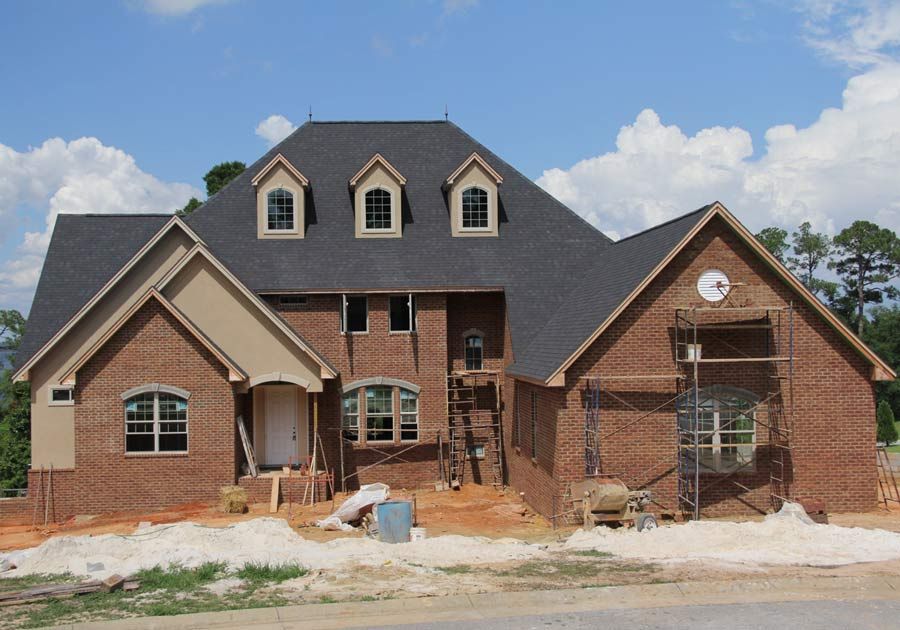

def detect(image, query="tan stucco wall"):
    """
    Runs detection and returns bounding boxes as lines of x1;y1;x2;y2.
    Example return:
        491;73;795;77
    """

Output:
162;255;324;392
353;163;402;238
29;228;195;468
252;385;309;466
449;162;498;237
256;164;305;239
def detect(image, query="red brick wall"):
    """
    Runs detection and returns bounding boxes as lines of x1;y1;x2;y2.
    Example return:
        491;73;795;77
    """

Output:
0;469;78;525
72;299;238;515
510;216;878;518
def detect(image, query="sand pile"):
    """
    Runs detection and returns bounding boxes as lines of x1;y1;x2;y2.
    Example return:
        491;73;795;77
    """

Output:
565;503;900;566
1;518;544;579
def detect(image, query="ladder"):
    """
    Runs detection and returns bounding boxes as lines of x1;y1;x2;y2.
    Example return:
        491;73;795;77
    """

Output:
447;372;503;488
876;446;900;507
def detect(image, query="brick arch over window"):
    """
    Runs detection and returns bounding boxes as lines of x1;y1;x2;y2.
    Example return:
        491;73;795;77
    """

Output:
339;376;421;395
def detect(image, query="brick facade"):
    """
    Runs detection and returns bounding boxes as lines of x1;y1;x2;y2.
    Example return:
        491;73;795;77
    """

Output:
71;299;238;516
503;216;878;519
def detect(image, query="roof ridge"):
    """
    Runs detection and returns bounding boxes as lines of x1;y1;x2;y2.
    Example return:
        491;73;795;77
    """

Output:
62;213;173;218
614;205;713;244
309;120;447;124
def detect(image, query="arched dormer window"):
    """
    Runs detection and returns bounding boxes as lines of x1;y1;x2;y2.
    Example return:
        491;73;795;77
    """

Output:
678;385;757;473
267;188;295;232
465;335;484;371
364;187;393;231
461;186;489;230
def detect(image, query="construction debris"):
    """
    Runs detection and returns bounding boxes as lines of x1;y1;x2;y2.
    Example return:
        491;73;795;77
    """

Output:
0;577;139;607
317;483;389;531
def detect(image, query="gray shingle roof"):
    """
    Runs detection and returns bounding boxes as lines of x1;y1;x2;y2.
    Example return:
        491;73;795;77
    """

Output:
186;120;613;362
15;214;171;370
507;206;712;382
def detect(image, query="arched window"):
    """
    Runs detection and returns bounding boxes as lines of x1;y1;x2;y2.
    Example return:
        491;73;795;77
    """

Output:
267;188;295;231
366;386;393;442
339;379;421;445
679;386;756;473
341;391;359;442
125;391;188;453
465;335;483;371
400;388;418;441
364;188;392;231
461;186;489;229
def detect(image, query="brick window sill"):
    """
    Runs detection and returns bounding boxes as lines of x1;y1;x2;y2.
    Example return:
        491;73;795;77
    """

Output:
125;452;189;459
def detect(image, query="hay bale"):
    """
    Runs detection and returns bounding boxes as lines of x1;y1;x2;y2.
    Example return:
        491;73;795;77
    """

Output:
219;486;248;514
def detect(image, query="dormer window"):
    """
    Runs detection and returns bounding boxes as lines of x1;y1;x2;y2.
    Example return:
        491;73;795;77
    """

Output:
251;153;308;239
267;188;295;231
350;153;406;239
461;186;489;230
445;152;503;237
364;187;393;231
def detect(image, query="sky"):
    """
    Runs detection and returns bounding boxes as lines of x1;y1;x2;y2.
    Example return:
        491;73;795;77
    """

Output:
2;0;900;314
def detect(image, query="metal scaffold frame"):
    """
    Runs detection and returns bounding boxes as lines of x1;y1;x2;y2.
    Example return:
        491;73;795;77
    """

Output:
446;371;503;489
574;299;796;522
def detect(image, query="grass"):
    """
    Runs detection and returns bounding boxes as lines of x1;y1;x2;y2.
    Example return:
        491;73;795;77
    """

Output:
134;562;225;591
236;562;307;584
570;550;613;558
434;565;474;575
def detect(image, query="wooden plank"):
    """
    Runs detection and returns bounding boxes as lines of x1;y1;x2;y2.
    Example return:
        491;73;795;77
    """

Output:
269;475;280;513
236;415;258;478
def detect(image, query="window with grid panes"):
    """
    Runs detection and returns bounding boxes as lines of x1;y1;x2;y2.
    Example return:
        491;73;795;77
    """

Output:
366;386;394;442
364;188;392;230
266;188;295;231
400;389;418;441
341;392;359;441
125;392;187;453
461;187;489;229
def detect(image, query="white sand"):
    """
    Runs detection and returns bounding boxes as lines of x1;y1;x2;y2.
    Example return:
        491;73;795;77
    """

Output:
1;518;545;579
565;504;900;567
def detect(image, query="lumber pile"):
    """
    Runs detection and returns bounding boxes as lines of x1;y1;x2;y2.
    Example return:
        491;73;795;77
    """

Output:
0;575;138;607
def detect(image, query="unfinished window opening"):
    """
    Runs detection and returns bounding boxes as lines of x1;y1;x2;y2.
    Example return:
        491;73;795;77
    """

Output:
465;335;483;371
279;295;308;307
125;391;188;453
530;390;537;459
366;386;394;442
389;294;417;333
341;391;359;442
400;389;418;441
680;386;757;473
341;295;368;333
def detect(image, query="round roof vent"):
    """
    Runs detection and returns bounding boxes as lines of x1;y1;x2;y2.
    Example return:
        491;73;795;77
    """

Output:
697;269;730;302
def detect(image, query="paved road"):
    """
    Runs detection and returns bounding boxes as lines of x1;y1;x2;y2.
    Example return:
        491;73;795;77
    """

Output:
370;600;900;630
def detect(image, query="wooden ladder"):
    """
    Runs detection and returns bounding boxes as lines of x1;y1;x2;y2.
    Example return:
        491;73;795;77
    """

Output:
876;446;900;508
447;373;503;489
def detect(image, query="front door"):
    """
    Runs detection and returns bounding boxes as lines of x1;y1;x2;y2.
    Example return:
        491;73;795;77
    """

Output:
264;386;297;466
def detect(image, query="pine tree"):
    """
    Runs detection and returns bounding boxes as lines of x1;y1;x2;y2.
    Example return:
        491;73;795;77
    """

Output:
877;400;898;446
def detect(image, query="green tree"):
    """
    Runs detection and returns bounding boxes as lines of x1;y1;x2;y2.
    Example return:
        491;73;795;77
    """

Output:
755;227;789;262
787;222;837;297
829;221;900;335
0;309;30;490
175;197;203;217
864;305;900;420
203;161;246;197
877;400;898;446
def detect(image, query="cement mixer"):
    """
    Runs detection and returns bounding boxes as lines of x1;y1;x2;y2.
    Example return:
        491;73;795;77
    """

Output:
569;478;657;531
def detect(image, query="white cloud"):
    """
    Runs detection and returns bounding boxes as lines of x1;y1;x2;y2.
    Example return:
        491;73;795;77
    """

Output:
800;0;900;67
138;0;230;16
537;63;900;239
370;34;394;57
443;0;479;15
254;114;297;147
0;137;201;312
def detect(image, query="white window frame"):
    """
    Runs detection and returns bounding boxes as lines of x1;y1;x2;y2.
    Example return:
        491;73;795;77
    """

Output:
458;185;492;233
341;294;369;334
264;186;299;235
682;386;757;474
48;386;74;407
465;335;484;371
365;386;394;444
400;388;419;442
341;391;360;442
362;186;395;233
124;391;189;454
389;293;417;333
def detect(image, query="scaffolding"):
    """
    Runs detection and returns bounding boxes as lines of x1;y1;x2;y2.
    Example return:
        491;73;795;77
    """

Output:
446;371;503;488
575;299;795;521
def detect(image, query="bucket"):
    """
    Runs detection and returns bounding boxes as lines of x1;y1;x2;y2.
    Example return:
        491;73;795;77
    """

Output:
376;501;413;544
409;527;427;542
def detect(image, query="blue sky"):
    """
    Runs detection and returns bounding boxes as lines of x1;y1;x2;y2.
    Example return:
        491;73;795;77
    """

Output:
2;0;900;314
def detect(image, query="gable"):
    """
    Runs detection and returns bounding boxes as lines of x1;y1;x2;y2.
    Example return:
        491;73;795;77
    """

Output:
158;246;335;391
509;203;896;386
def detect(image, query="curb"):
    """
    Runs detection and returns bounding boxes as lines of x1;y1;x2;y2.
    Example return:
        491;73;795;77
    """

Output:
50;575;900;630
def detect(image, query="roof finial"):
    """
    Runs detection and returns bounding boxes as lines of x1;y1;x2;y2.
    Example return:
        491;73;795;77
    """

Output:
308;105;312;122
444;104;448;121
